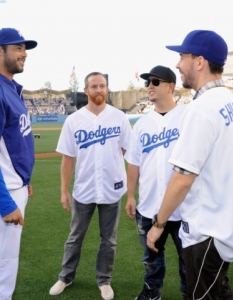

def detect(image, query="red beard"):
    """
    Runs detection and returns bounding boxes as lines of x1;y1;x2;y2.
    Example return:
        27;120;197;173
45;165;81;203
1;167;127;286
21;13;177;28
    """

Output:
89;93;107;105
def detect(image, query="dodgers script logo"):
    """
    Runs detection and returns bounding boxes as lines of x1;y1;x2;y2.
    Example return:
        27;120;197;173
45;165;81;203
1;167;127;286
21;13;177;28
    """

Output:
75;125;121;149
141;127;180;153
19;114;32;137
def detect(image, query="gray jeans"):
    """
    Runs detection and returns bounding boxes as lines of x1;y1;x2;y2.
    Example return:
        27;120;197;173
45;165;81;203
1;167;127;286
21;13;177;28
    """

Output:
59;198;121;286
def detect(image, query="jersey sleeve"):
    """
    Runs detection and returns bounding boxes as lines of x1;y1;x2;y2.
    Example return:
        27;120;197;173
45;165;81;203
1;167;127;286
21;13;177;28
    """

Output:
0;95;6;137
0;168;18;217
0;90;17;216
124;121;141;166
118;116;132;152
56;117;76;157
169;107;217;174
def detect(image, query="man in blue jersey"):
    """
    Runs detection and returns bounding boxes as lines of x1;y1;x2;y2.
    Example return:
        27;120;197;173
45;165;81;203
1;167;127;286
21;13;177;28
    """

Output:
0;28;37;300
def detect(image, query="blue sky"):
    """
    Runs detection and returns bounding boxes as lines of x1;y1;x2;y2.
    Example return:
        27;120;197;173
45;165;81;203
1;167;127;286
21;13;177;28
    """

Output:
1;0;233;92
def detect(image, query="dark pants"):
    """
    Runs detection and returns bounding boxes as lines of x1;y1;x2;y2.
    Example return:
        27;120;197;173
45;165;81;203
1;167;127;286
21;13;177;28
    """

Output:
183;237;233;300
136;210;187;295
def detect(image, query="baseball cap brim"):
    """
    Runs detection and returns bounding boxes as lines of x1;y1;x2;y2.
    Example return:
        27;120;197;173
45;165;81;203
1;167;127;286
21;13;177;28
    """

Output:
140;73;165;80
166;45;188;53
3;39;37;50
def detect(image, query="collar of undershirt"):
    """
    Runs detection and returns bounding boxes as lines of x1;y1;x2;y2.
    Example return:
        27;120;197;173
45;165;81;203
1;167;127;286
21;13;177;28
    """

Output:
159;112;167;116
154;110;167;116
193;79;225;100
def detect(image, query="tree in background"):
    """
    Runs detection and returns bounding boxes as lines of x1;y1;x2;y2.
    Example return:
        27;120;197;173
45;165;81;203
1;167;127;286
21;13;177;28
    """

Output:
70;75;79;92
174;88;193;104
69;66;79;92
127;81;135;91
43;81;52;89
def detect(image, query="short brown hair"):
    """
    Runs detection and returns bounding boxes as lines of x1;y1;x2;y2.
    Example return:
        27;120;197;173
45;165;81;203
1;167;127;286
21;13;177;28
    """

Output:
191;54;223;74
84;72;107;88
208;61;223;74
0;45;8;53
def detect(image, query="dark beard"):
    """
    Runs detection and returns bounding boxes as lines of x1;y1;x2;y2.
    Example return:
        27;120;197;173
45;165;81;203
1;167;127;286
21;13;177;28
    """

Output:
182;82;192;89
4;57;23;74
149;98;157;103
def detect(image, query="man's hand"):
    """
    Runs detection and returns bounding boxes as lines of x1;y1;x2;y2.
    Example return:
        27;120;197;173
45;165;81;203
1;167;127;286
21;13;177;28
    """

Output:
125;197;136;220
147;226;164;252
28;184;33;197
3;208;24;225
61;192;72;212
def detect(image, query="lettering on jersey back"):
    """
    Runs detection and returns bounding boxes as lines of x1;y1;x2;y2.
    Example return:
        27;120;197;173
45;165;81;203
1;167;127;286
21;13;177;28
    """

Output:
19;114;32;137
141;127;180;153
74;125;121;149
219;102;233;126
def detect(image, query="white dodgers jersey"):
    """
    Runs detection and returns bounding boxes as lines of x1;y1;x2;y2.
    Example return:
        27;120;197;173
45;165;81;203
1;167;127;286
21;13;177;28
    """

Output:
56;104;132;204
126;105;186;219
169;87;233;262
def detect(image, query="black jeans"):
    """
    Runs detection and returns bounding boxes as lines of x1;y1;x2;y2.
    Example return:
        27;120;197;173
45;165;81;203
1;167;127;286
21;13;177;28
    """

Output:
136;210;187;294
183;237;233;300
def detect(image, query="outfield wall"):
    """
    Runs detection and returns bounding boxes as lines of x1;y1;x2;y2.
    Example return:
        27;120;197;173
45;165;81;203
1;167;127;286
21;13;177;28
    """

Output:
31;114;142;123
31;115;68;123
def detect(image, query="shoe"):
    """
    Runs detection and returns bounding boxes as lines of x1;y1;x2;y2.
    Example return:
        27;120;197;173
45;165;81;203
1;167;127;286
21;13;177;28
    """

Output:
134;283;161;300
99;285;114;300
220;276;233;298
182;293;187;300
49;280;72;295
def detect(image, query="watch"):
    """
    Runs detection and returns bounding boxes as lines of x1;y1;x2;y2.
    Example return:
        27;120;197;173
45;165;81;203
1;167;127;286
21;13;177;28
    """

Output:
152;214;166;228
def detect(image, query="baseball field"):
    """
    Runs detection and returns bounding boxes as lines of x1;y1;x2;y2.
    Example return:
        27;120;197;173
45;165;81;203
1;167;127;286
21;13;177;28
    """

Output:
12;122;233;300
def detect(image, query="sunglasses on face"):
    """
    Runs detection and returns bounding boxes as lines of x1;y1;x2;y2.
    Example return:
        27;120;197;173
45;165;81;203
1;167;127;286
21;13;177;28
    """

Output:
144;78;166;87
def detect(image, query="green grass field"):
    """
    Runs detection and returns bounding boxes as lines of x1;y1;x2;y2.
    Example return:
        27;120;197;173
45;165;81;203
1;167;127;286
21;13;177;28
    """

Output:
12;123;233;300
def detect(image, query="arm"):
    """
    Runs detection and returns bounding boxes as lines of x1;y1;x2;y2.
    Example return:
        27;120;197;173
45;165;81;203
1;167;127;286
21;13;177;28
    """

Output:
28;184;33;197
120;116;132;158
60;154;75;212
125;163;139;220
0;168;24;225
121;148;126;156
147;171;196;252
3;208;24;225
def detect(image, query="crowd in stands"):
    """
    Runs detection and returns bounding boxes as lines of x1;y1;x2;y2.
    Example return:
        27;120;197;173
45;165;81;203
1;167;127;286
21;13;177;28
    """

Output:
25;97;74;115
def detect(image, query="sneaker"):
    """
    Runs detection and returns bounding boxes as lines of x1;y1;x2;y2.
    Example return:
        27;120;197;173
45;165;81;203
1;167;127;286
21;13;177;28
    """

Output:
134;283;161;300
220;276;233;298
99;285;114;300
49;280;72;295
182;293;187;300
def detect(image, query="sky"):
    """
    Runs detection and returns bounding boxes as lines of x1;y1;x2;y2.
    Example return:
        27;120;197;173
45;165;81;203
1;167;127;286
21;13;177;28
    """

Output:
1;0;233;92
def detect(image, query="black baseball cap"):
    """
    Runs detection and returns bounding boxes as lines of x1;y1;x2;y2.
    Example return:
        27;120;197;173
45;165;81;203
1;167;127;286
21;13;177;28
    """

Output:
140;65;176;84
0;28;37;50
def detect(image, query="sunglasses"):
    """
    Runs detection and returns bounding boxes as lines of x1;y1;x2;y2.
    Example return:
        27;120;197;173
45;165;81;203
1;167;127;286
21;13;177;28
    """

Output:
144;78;166;87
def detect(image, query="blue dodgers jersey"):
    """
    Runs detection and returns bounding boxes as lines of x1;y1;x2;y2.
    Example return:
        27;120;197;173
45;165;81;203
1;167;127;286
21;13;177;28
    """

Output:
0;74;34;186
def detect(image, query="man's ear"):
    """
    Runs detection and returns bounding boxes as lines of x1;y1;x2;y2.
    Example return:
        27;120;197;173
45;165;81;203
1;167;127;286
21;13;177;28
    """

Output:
196;56;205;71
84;88;88;96
169;82;175;93
0;46;4;55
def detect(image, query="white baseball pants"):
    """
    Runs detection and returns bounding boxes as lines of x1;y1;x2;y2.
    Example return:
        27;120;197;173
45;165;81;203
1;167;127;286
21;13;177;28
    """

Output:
0;186;28;300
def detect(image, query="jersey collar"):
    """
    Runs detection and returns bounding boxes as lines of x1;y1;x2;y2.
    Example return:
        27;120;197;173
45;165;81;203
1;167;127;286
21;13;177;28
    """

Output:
193;79;225;100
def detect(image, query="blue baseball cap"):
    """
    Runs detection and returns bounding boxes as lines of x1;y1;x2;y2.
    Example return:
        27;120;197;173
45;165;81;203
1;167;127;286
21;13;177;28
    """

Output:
0;28;37;50
166;30;228;66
